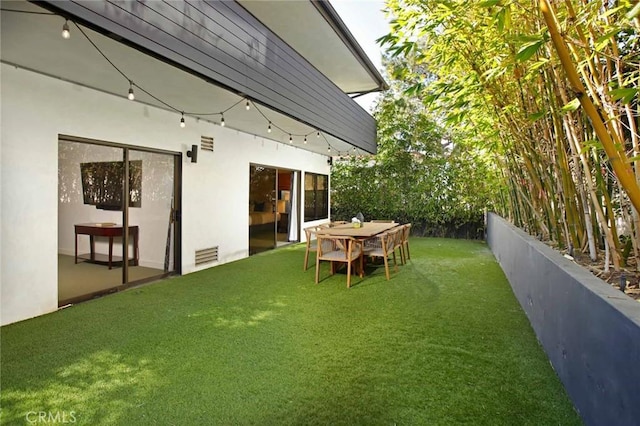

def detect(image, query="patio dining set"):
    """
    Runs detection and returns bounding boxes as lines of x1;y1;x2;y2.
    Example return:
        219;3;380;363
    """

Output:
303;221;412;287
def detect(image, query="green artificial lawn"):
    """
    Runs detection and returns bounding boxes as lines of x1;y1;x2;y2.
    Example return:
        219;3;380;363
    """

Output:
1;238;581;425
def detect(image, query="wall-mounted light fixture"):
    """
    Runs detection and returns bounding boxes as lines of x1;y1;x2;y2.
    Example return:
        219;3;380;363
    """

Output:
187;144;198;163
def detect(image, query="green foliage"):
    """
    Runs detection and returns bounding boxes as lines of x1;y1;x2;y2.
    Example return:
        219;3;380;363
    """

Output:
331;78;501;237
609;87;639;104
377;0;640;255
515;38;545;62
560;98;582;112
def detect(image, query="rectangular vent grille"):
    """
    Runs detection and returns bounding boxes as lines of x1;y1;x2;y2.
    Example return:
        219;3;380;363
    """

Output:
195;246;218;266
201;136;214;152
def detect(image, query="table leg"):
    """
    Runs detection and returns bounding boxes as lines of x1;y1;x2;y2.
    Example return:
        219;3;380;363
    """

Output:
108;236;113;269
133;230;139;266
90;236;95;261
75;232;78;264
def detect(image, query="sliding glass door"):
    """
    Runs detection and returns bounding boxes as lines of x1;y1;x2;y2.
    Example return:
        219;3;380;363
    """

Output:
58;137;180;305
249;164;299;255
249;165;277;255
129;149;179;276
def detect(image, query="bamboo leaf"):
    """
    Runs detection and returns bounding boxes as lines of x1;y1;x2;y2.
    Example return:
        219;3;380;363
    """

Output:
582;139;603;150
403;82;424;97
529;57;549;72
503;6;512;31
594;29;620;51
479;0;501;7
497;9;506;32
609;88;638;104
601;5;624;19
627;2;640;20
561;98;581;112
515;39;544;62
528;111;546;121
376;34;395;46
423;94;438;105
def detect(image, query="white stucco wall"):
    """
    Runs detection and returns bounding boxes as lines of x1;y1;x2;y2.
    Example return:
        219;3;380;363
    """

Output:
0;64;331;325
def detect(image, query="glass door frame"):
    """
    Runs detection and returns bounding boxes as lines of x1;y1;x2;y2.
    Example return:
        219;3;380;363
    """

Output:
58;134;182;299
249;163;300;255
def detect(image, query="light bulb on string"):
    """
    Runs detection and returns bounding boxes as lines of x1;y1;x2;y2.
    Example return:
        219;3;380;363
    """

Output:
267;122;272;133
220;114;225;127
180;113;186;128
289;134;293;144
304;136;307;144
245;99;250;110
127;81;135;101
317;131;320;138
62;20;70;39
327;146;331;153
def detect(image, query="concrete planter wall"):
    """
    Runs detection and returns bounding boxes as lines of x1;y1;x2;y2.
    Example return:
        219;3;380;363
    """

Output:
486;213;640;426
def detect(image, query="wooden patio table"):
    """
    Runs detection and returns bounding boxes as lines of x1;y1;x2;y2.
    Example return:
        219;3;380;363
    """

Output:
316;221;399;238
315;222;400;280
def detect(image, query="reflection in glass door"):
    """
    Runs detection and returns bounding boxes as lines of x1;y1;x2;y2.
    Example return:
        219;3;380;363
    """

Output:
249;165;298;255
249;165;277;255
129;149;179;277
58;138;180;305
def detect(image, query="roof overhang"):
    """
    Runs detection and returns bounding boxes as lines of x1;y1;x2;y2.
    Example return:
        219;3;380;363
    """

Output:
1;0;385;155
238;0;388;95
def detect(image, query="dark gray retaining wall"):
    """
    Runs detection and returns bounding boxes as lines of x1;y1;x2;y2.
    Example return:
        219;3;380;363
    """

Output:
486;213;640;426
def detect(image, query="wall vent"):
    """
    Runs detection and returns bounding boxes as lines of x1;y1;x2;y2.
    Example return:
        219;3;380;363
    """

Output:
195;246;218;266
201;136;214;152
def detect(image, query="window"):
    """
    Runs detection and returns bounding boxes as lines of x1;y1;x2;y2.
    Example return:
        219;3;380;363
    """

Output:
304;173;328;221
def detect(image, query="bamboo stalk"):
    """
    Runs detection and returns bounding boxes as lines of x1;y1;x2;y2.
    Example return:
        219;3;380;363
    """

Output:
539;0;640;214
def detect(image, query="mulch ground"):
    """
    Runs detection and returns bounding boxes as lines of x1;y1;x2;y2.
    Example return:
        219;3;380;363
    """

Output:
554;244;640;301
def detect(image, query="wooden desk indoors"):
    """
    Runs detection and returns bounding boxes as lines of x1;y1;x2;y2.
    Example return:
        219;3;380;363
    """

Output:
74;223;139;269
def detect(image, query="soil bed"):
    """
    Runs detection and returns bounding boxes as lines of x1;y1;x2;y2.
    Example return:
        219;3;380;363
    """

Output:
554;244;640;301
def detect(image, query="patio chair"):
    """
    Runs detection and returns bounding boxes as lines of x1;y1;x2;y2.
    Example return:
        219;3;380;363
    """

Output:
399;223;412;263
363;229;400;280
303;225;324;271
315;235;364;288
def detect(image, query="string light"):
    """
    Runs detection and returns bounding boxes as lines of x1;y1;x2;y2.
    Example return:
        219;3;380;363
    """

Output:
127;81;135;100
6;7;364;157
61;20;70;39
